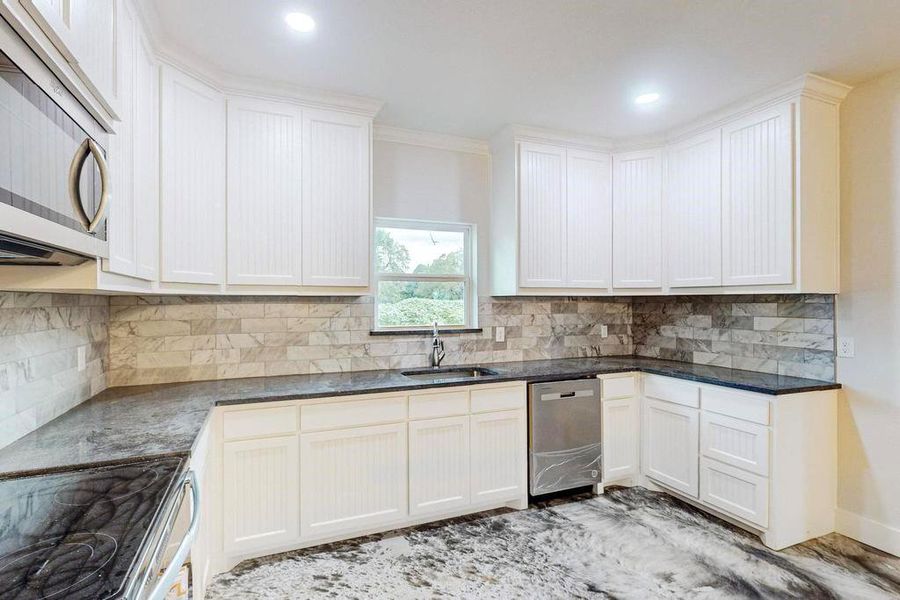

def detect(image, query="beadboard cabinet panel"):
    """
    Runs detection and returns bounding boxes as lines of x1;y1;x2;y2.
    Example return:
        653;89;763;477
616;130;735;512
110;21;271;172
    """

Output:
300;422;407;538
131;33;159;281
227;97;302;285
612;149;662;288
518;142;567;287
223;436;300;554
721;104;794;286
602;396;639;481
470;409;527;505
301;109;371;287
408;416;471;517
665;130;722;287
159;66;226;284
642;397;699;497
567;149;612;288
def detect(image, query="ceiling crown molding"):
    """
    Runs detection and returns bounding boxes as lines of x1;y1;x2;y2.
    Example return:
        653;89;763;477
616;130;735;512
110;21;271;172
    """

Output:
498;124;613;152
374;125;490;156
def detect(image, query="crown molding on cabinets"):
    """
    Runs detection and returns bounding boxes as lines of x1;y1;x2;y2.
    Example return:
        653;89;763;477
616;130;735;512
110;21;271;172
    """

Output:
665;73;852;144
493;124;613;153
373;125;490;156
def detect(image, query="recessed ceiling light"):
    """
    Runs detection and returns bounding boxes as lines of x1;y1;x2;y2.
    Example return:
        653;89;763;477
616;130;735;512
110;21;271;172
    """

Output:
634;92;661;105
285;12;316;33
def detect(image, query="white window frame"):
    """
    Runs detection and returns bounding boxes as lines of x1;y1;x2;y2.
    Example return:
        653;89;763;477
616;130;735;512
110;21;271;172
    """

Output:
373;218;477;332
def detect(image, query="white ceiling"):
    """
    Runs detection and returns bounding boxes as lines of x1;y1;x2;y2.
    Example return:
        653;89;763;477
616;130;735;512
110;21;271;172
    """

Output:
148;0;900;140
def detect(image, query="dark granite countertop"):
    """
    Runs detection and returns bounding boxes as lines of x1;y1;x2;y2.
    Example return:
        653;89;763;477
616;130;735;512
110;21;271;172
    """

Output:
0;356;840;480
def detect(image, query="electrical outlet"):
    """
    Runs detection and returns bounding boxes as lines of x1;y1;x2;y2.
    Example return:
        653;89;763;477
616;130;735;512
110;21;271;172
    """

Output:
837;337;855;358
77;345;87;371
495;326;506;343
600;324;608;338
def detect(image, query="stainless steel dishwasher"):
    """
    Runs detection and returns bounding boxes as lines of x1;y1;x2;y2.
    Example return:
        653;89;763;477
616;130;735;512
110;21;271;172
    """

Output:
528;379;602;496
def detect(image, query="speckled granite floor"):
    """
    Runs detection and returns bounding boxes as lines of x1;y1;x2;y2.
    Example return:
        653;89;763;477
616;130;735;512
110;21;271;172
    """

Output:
205;487;900;599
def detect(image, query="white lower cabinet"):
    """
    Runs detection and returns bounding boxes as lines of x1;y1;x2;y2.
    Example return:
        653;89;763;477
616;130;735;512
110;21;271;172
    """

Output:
408;416;471;516
222;436;300;553
299;423;408;539
470;409;527;505
700;411;769;476
601;396;639;481
642;398;699;497
700;457;769;528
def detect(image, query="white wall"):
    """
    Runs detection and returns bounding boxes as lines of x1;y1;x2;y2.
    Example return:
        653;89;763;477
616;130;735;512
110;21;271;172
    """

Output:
373;139;491;291
836;67;900;556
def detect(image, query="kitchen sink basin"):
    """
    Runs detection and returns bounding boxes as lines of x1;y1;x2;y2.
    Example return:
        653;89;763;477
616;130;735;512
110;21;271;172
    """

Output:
401;367;499;381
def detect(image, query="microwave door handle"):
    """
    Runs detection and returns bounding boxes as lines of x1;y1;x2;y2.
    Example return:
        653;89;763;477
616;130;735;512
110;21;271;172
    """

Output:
147;470;200;600
85;138;109;233
67;138;109;233
67;139;92;231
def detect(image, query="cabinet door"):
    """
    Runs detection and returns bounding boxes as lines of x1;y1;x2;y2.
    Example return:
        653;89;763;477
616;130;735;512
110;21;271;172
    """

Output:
106;0;135;276
700;411;769;476
160;66;226;284
612;149;662;288
721;103;793;286
566;149;612;288
665;130;722;287
131;33;158;281
518;142;566;287
700;457;769;527
227;97;302;285
222;436;300;554
470;409;526;505
300;423;407;539
642;398;699;497
602;397;639;481
408;416;471;517
301;109;370;287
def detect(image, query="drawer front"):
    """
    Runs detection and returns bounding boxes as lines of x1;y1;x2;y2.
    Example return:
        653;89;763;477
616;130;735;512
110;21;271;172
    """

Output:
702;387;770;425
470;385;525;413
601;375;635;399
643;375;700;408
301;395;407;432
700;457;769;528
223;405;299;441
701;412;770;476
409;390;469;420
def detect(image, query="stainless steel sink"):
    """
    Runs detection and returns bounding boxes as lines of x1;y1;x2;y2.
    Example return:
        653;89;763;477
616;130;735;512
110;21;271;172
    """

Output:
401;367;499;381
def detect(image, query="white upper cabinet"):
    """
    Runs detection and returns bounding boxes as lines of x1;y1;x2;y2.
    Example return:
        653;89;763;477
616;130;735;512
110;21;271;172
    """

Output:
159;66;226;284
226;97;302;285
721;104;793;286
301;109;371;287
664;130;722;287
567;149;612;288
106;0;157;281
18;0;118;114
518;142;567;287
612;149;662;288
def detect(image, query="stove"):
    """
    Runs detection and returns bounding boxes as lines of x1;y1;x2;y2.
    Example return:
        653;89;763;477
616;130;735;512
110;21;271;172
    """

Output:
0;457;185;599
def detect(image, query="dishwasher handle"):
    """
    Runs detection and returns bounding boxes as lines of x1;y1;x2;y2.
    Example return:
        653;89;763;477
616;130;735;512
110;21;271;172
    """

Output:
540;389;595;401
147;470;199;600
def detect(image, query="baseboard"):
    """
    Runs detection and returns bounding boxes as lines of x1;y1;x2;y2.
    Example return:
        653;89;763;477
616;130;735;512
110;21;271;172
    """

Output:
836;508;900;557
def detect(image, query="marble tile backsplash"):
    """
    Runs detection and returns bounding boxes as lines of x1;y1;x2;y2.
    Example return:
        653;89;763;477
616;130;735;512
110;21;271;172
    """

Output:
632;294;836;381
0;292;108;449
107;296;633;386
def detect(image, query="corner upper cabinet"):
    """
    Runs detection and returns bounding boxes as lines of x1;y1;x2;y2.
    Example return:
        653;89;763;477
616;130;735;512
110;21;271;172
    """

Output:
721;104;793;286
612;149;662;288
491;128;612;295
159;65;226;284
226;97;302;285
106;0;158;281
518;142;567;287
664;130;722;287
301;109;371;287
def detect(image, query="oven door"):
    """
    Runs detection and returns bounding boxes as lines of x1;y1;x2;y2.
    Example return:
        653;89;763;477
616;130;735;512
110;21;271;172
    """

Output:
0;16;110;259
127;470;200;600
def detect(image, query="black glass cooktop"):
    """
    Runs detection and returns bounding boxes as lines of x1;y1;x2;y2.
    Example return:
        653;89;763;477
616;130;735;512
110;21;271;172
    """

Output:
0;457;184;599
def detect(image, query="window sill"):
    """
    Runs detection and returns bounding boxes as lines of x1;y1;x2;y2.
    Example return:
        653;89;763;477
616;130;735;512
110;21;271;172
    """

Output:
369;328;483;337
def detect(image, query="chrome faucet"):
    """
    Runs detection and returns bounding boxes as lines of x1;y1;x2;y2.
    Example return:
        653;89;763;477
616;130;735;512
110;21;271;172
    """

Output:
429;321;445;368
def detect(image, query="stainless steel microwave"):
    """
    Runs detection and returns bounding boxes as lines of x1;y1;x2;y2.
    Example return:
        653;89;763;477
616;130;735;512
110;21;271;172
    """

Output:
0;16;110;265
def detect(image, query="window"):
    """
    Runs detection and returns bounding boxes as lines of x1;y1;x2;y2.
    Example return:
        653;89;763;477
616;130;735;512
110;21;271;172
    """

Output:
374;219;475;330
